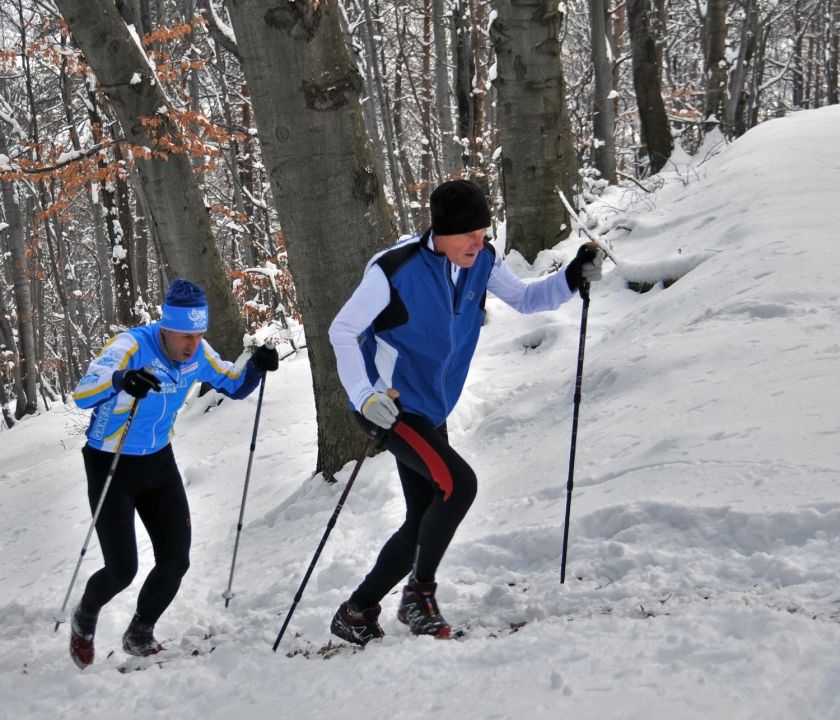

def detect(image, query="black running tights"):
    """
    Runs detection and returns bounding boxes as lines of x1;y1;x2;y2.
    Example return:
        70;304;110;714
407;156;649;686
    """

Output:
350;412;476;608
79;444;191;625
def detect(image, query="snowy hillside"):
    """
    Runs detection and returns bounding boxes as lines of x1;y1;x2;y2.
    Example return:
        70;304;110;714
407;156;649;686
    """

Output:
1;106;839;720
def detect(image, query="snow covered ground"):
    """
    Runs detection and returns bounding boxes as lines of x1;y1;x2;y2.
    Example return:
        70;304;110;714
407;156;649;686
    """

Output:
1;106;839;719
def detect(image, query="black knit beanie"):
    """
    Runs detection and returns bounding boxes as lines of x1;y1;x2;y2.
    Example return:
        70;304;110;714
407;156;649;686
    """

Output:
430;180;492;236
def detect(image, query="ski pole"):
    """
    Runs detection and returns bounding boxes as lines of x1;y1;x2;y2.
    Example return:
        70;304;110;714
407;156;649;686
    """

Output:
272;429;383;652
53;397;140;631
560;280;591;584
222;370;268;607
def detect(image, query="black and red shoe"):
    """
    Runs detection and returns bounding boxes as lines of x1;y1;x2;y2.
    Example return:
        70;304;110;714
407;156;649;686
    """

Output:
122;614;164;657
69;605;97;669
397;581;451;639
330;601;385;647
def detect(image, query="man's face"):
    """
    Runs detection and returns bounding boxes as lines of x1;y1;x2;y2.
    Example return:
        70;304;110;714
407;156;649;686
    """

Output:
433;228;487;268
160;328;204;362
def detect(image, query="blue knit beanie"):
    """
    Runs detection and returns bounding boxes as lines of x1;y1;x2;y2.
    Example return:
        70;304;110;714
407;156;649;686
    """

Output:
160;279;209;333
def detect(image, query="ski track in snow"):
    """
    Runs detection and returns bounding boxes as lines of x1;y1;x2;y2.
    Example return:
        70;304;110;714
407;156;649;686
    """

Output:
2;107;840;719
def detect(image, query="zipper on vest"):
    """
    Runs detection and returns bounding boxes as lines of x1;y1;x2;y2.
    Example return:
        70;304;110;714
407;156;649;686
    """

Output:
440;263;457;414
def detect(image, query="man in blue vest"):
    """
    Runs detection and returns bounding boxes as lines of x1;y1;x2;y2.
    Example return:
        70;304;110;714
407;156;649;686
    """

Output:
68;279;278;668
328;179;603;645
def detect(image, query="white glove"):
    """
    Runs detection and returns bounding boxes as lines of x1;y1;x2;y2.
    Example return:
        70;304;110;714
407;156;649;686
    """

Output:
581;248;605;283
361;392;400;430
566;242;605;291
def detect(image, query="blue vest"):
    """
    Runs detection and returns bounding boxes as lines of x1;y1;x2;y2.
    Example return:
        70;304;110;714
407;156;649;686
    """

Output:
360;232;495;426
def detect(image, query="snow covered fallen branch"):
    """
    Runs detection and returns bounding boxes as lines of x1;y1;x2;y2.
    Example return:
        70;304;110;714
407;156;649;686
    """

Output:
615;252;710;290
557;189;711;290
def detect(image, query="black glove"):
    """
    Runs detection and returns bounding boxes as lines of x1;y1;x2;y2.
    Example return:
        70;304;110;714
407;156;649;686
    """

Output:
565;242;604;292
251;342;279;372
115;368;162;399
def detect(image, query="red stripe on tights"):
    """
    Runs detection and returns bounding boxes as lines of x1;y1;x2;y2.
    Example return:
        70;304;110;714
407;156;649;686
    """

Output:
392;422;453;501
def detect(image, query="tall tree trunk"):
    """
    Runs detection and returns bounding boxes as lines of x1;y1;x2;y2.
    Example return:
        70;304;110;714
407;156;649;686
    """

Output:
359;0;410;232
60;43;116;336
212;39;256;268
113;140;139;318
827;0;839;105
0;271;25;424
627;0;673;174
55;0;245;360
89;189;117;334
453;0;474;172
129;164;152;304
591;0;617;183
420;0;435;224
0;123;38;417
725;0;759;137
491;0;577;263
467;0;489;176
224;0;395;477
703;0;728;130
0;306;15;426
393;59;421;229
18;1;83;391
433;0;460;177
85;89;137;327
746;22;769;129
792;1;805;107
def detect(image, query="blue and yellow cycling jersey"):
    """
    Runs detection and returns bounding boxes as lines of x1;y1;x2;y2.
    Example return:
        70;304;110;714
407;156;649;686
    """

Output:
73;323;261;455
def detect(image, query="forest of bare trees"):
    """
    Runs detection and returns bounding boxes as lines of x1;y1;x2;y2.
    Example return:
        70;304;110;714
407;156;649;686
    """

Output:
1;0;837;472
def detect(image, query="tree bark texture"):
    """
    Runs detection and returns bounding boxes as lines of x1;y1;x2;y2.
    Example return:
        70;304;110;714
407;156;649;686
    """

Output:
54;0;246;361
491;0;577;263
703;0;728;128
358;0;410;232
453;0;473;172
627;0;673;174
433;0;460;178
0;123;38;417
0;270;27;421
827;0;839;105
590;0;617;184
224;0;396;477
725;0;760;137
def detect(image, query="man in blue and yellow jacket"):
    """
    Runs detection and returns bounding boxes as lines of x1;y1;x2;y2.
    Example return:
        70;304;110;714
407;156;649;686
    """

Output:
68;279;278;669
328;179;603;646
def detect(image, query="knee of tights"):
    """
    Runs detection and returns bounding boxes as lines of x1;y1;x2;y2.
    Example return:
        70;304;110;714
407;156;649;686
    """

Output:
157;557;190;579
450;469;477;508
108;565;138;591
